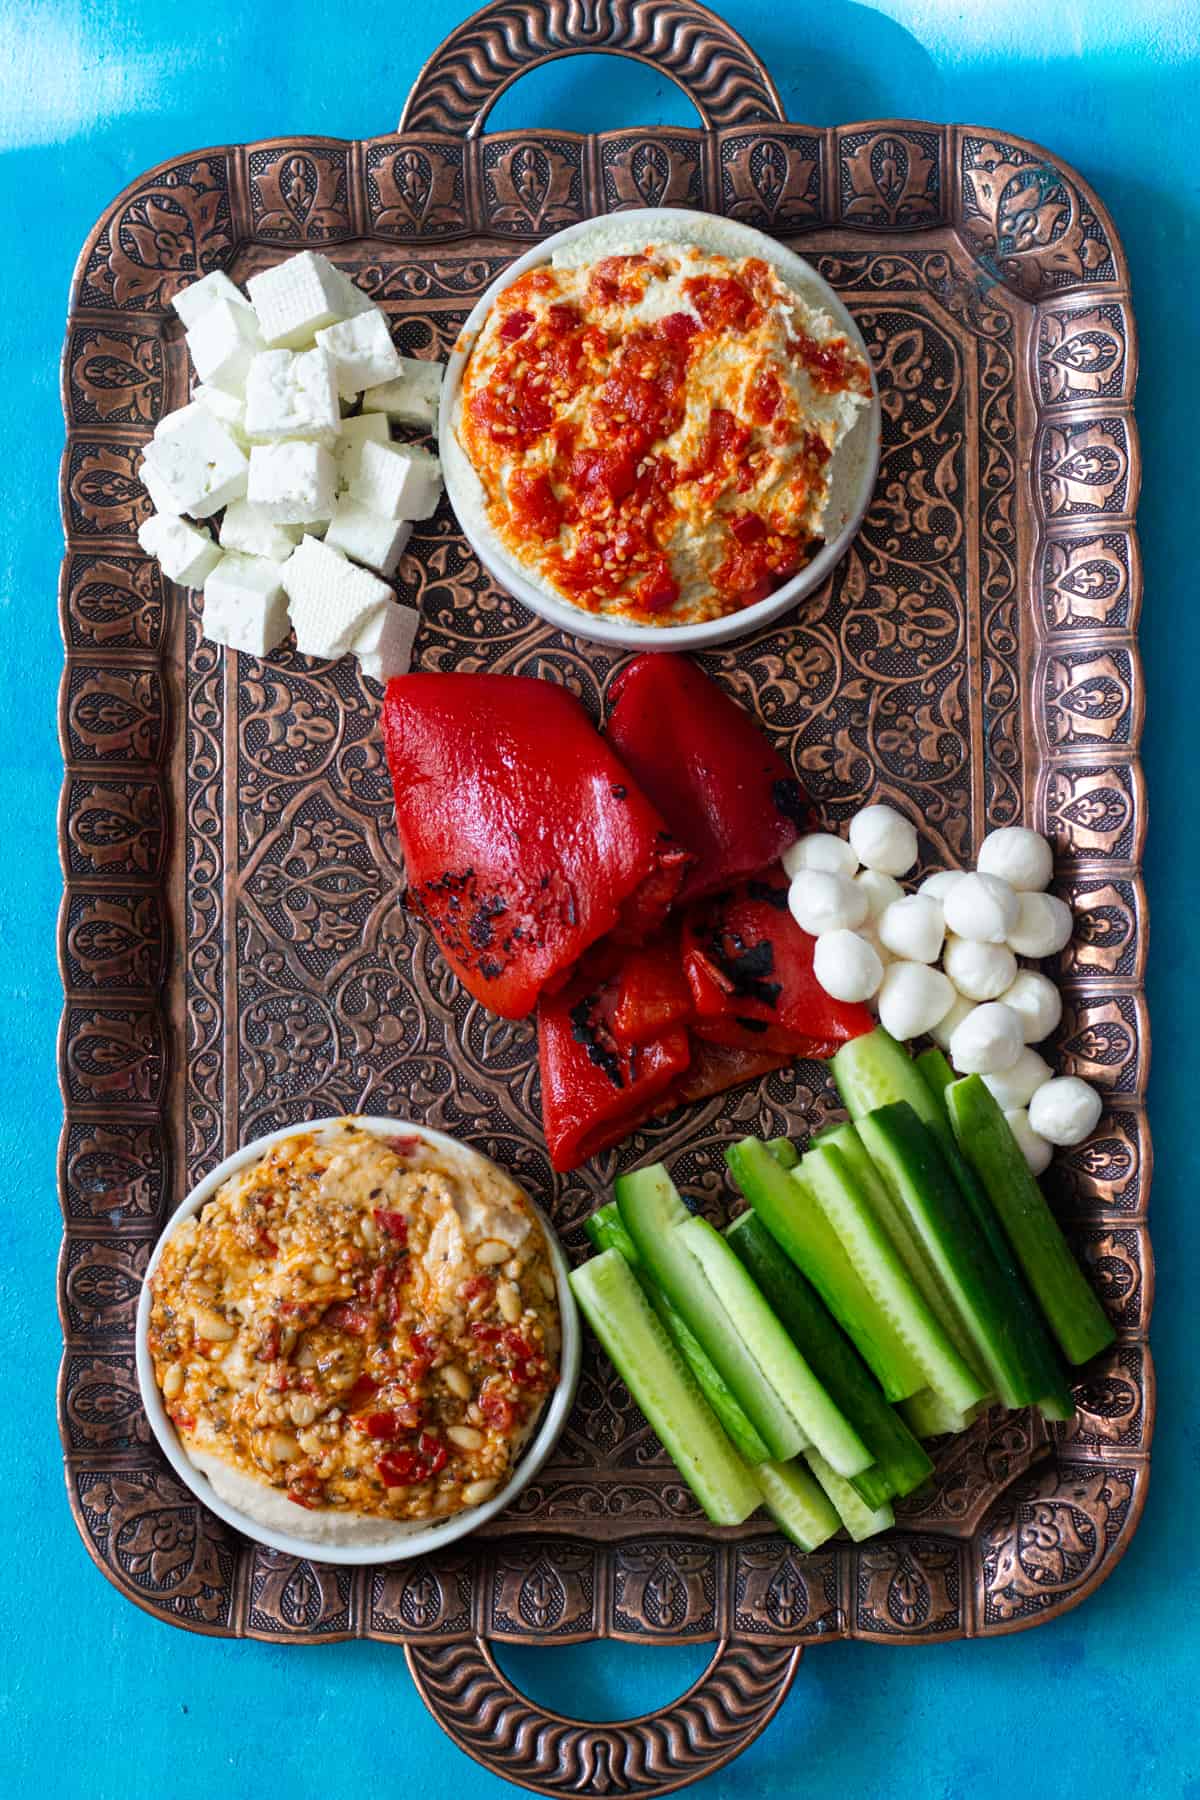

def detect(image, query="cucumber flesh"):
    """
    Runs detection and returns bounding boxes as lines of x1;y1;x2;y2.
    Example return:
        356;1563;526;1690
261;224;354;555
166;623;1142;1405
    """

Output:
833;1027;941;1127
946;1077;1116;1366
585;1204;770;1464
766;1136;800;1170
804;1449;894;1542
802;1141;988;1415
901;1388;983;1440
726;1139;926;1402
570;1252;762;1524
757;1459;840;1550
617;1165;804;1460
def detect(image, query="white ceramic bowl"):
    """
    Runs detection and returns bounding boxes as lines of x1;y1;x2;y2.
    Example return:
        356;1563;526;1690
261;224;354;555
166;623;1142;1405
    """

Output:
135;1116;580;1566
439;206;882;652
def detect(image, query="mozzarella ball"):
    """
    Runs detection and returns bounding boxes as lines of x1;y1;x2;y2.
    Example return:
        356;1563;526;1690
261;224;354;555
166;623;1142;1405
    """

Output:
877;962;954;1042
948;1001;1023;1074
982;1047;1053;1110
848;804;918;877
788;869;869;936
813;929;885;1003
1004;1107;1054;1177
1028;1076;1103;1147
930;991;976;1050
943;935;1018;1001
855;868;905;921
1000;968;1063;1043
977;826;1054;893
943;871;1019;944
878;894;945;964
1007;891;1074;958
919;869;966;902
782;832;859;880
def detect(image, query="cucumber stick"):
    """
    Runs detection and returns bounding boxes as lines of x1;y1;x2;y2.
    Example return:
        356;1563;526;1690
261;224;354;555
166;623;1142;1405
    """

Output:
570;1252;762;1524
726;1138;926;1402
804;1449;894;1542
766;1136;800;1170
757;1459;840;1550
677;1215;872;1479
616;1166;804;1460
946;1076;1115;1366
802;1141;987;1414
726;1212;932;1503
901;1388;984;1440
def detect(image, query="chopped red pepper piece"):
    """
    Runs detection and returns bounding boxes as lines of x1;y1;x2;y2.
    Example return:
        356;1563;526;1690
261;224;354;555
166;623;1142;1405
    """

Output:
479;1388;516;1431
323;1301;371;1336
605;654;817;902
383;674;691;1018
418;1432;448;1475
344;1372;378;1409
373;1208;408;1241
377;1447;419;1487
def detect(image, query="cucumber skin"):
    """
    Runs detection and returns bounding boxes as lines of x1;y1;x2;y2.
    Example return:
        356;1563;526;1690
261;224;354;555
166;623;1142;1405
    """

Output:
570;1251;762;1524
947;1077;1116;1367
766;1136;800;1170
727;1212;932;1503
757;1459;840;1550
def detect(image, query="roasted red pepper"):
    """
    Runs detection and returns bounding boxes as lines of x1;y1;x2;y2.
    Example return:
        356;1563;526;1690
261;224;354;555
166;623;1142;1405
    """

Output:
383;673;690;1018
608;931;694;1046
605;654;817;902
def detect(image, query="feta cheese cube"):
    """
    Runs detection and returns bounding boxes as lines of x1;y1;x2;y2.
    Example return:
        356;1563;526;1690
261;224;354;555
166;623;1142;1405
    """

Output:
185;298;264;395
333;413;390;491
139;457;184;516
171;269;254;330
219;499;301;563
362;357;443;428
202;553;290;655
281;536;391;658
330;266;376;319
193;381;248;444
315;310;402;399
243;347;340;445
324;500;412;577
353;600;419;684
247;441;336;524
350;439;442;521
247;251;352;350
143;403;249;517
136;512;222;587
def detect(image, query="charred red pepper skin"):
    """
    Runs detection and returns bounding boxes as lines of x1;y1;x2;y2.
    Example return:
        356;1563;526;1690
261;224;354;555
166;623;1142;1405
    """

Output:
383;673;689;1018
605;654;817;902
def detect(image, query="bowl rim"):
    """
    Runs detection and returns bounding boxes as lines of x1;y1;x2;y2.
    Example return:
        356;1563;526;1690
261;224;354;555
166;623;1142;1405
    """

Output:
438;204;882;652
134;1115;581;1566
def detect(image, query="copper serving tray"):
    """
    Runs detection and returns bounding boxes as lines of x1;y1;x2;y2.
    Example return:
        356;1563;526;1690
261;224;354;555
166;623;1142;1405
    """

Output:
57;1;1151;1789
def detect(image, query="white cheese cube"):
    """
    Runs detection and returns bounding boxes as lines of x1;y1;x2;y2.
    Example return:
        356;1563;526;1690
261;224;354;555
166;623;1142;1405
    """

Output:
333;413;391;491
324;500;412;576
143;404;248;518
362;356;443;427
281;536;392;658
247;441;336;524
193;382;249;445
185;298;264;395
171;269;254;330
243;347;340;445
219;499;301;563
137;512;222;587
316;310;402;399
139;457;184;516
330;266;376;319
202;553;290;655
354;601;419;685
350;439;442;521
247;251;352;350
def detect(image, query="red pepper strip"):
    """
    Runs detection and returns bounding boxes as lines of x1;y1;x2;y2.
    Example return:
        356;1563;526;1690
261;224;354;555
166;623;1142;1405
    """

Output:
605;654;818;903
383;673;691;1018
609;931;694;1046
680;869;874;1055
536;961;691;1171
661;1036;792;1109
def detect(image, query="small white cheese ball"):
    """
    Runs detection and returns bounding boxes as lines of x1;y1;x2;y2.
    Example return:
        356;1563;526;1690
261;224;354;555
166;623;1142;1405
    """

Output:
999;968;1063;1043
782;833;859;880
788;869;869;937
930;991;976;1050
878;894;945;964
1007;891;1074;958
942;934;1018;1001
982;1047;1053;1110
813;929;885;1003
855;868;905;921
848;804;918;877
919;869;966;903
877;962;954;1042
977;826;1054;893
1028;1076;1103;1147
943;871;1019;944
1004;1107;1054;1177
949;1001;1023;1074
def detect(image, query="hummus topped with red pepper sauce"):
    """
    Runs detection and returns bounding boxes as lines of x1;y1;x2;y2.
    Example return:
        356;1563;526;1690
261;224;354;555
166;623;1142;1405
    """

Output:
455;242;872;626
148;1124;560;1543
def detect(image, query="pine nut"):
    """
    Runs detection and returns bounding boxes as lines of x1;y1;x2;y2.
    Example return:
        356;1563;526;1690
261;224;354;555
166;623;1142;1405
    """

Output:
475;1239;509;1266
194;1307;235;1342
446;1424;484;1451
537;1267;557;1299
497;1281;522;1323
288;1394;317;1427
360;1215;379;1250
295;1338;319;1368
310;1262;337;1285
504;1257;523;1280
442;1365;471;1399
463;1478;498;1506
267;1431;299;1463
279;1325;297;1356
162;1363;184;1400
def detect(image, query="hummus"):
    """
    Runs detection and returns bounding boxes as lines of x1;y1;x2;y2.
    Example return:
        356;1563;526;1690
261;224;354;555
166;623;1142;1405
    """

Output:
453;237;871;626
147;1124;560;1544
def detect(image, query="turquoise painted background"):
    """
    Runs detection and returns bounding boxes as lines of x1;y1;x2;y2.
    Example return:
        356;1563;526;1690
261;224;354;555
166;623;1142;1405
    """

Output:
7;1;1198;1793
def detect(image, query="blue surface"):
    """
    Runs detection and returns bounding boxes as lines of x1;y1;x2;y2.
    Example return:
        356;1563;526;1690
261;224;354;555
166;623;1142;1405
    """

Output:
6;1;1198;1793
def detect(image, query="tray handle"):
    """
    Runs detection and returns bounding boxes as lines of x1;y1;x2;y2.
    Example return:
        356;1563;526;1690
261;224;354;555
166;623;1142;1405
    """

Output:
399;0;785;137
406;1634;802;1795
